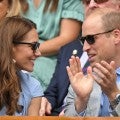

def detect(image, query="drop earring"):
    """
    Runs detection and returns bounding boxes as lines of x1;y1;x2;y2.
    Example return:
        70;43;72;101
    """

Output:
13;59;16;63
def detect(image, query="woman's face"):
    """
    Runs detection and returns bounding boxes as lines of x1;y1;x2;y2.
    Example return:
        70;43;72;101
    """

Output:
0;0;9;20
13;28;41;72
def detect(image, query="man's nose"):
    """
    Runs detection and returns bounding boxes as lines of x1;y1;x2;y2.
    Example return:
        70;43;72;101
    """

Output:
89;0;99;8
83;40;91;52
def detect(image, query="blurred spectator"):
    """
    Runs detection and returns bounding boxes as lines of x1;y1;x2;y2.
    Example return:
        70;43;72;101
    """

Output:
0;0;22;20
23;0;84;90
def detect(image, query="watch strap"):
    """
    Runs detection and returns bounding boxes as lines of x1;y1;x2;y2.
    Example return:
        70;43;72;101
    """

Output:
110;94;120;110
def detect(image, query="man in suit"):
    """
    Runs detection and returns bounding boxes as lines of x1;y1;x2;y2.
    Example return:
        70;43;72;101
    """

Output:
39;0;120;116
40;39;88;115
65;8;120;117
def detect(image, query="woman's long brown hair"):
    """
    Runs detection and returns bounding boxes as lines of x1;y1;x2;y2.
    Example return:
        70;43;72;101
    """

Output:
0;16;36;115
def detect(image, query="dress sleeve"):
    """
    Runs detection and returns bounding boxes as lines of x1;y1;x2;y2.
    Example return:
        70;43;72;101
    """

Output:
61;0;84;22
28;75;44;97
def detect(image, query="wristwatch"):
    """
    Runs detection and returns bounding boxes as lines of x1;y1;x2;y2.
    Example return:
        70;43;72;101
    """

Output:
110;94;120;110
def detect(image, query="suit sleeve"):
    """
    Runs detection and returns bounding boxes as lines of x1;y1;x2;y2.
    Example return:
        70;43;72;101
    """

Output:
44;47;63;108
64;85;80;116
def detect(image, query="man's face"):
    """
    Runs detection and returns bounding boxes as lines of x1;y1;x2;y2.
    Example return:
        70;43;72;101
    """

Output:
83;0;118;16
82;16;116;67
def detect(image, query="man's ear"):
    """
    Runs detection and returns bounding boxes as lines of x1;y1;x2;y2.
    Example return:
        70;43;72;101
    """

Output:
118;4;120;10
114;29;120;44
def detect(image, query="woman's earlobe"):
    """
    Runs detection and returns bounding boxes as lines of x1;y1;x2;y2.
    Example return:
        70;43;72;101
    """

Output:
12;46;16;52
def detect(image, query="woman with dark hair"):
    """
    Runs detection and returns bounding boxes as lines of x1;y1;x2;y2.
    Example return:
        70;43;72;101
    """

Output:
0;16;43;116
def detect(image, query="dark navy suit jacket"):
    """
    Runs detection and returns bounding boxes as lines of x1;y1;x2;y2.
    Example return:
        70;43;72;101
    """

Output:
44;39;89;115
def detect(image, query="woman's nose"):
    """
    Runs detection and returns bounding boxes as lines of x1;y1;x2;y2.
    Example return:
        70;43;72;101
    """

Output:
34;47;41;57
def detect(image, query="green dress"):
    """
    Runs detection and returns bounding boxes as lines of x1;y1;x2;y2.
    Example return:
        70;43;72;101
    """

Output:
24;0;84;91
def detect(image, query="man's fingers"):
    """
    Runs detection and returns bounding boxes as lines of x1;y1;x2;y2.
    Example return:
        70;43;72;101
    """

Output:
46;102;52;115
39;97;47;116
39;97;52;116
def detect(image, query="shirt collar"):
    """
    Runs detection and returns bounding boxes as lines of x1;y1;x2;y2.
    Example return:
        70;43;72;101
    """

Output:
116;67;120;75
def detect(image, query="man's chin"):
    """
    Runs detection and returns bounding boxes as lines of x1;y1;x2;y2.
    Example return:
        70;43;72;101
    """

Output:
90;62;96;68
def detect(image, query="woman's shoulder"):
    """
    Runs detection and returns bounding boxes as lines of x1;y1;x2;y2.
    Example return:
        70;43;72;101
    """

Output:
19;71;44;97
